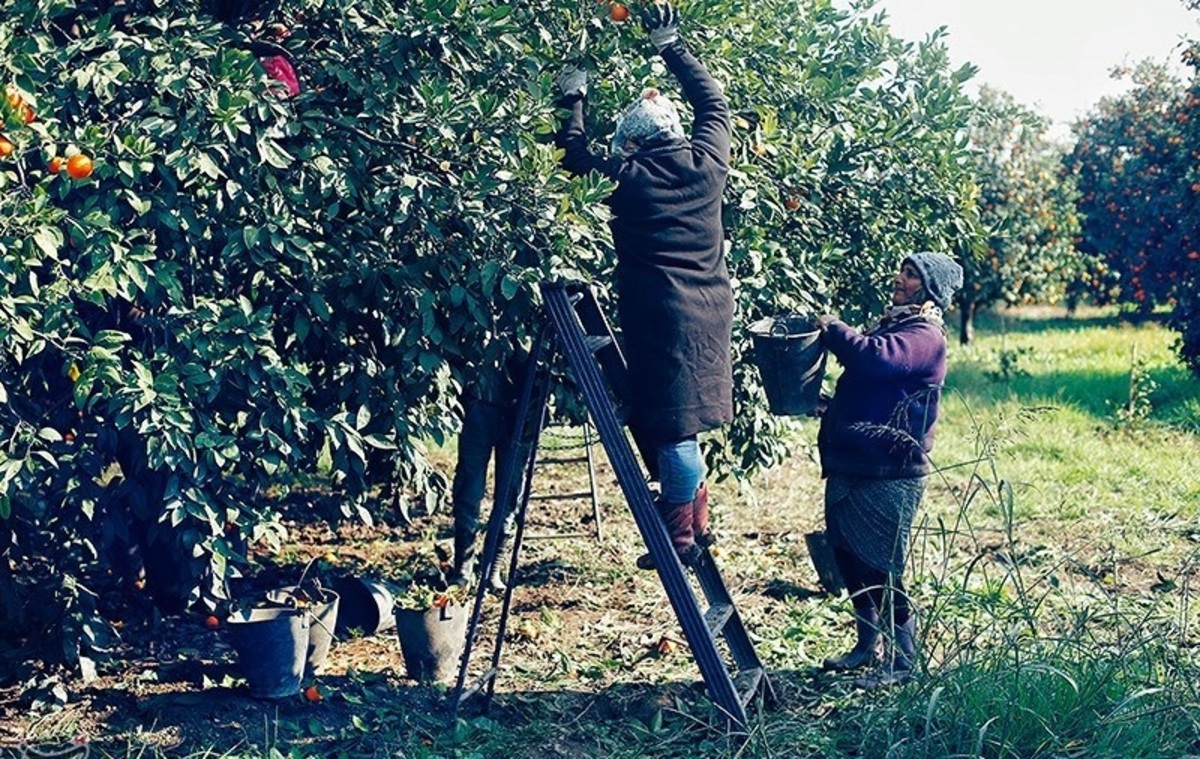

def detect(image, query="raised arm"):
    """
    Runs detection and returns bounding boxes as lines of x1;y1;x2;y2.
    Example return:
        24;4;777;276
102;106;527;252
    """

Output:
642;4;730;162
555;97;618;179
553;66;619;180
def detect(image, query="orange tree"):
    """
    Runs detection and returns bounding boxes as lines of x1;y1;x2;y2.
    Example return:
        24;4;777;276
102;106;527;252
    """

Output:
1173;29;1200;374
0;0;980;668
959;86;1081;344
1068;61;1192;313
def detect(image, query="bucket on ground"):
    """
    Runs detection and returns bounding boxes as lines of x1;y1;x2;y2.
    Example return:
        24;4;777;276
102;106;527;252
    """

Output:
332;575;399;637
265;584;340;674
394;602;468;684
225;606;310;699
748;315;827;416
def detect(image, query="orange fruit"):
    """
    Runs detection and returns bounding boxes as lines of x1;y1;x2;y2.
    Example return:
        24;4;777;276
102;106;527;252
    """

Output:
204;615;220;629
66;153;93;180
784;197;800;211
609;3;629;21
5;90;20;110
49;156;63;173
0;135;13;158
64;431;75;443
19;104;34;124
133;578;146;590
303;685;323;702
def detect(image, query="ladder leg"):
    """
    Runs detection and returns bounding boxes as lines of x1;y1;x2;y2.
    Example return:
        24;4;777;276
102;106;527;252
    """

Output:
583;422;603;542
483;408;545;703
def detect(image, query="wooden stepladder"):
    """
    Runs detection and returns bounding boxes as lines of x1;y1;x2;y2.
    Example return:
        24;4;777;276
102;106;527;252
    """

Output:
450;281;773;729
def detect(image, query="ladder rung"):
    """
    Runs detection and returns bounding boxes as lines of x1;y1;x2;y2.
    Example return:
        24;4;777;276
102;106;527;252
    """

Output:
583;335;612;353
524;531;592;541
455;667;499;706
535;455;589;465
734;667;764;708
704;602;735;637
528;491;595;501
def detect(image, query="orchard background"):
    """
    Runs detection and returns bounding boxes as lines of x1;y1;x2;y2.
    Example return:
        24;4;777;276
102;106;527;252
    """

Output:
0;0;1199;751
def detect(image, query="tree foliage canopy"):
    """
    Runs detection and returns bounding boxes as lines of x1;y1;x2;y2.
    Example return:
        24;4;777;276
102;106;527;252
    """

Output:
0;0;981;663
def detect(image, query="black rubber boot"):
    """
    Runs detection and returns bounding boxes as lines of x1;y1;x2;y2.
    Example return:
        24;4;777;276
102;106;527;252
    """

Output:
856;617;916;689
822;607;881;672
450;519;477;588
636;500;698;570
484;530;511;592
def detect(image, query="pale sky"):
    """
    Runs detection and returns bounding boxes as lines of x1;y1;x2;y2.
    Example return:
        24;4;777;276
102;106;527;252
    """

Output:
873;0;1198;136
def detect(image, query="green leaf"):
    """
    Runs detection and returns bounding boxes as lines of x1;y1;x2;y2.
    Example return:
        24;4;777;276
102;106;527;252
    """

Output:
32;227;62;259
257;136;294;169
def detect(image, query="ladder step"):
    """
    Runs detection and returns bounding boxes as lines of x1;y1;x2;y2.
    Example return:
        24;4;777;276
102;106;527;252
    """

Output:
534;455;589;465
528;490;596;501
704;602;735;637
583;335;612;353
524;531;592;541
734;667;765;708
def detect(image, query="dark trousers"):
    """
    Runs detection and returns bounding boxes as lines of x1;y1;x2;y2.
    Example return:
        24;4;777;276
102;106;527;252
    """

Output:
451;398;517;540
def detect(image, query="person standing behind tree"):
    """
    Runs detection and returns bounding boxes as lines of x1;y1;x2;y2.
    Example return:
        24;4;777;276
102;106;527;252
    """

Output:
448;350;528;591
813;251;963;688
553;3;733;569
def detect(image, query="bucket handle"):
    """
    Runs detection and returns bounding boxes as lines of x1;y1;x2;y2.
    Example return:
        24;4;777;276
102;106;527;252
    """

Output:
769;320;790;337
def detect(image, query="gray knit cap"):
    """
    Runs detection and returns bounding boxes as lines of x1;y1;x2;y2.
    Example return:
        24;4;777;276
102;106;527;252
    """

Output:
903;251;963;310
610;87;685;156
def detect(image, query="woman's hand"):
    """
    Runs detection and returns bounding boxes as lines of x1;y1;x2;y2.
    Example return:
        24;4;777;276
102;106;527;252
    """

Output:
815;314;837;331
554;65;588;100
641;3;680;50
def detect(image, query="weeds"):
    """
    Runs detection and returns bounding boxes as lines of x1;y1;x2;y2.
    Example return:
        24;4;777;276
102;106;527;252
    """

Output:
836;401;1200;758
1113;343;1159;431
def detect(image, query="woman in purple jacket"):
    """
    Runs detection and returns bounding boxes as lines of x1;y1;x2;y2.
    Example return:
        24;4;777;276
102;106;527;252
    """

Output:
814;251;963;688
553;4;732;569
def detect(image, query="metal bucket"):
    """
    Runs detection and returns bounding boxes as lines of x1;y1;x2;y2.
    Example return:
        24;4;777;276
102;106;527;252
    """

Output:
331;575;399;637
749;315;827;416
394;603;467;683
225;606;309;699
265;584;340;674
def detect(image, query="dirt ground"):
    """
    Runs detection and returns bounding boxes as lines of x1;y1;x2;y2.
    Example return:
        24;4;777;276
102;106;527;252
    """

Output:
0;433;838;757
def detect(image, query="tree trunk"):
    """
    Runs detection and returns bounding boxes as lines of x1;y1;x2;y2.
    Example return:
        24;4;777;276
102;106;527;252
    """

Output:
959;301;977;345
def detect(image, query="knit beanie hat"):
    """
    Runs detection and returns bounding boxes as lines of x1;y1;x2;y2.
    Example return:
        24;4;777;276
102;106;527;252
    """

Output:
902;251;964;310
610;88;685;156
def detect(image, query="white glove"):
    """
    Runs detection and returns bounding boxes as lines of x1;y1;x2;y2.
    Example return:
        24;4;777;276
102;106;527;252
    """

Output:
641;3;680;51
554;65;588;99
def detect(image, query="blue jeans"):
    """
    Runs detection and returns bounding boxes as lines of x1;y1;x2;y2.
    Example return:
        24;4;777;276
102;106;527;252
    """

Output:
656;437;705;503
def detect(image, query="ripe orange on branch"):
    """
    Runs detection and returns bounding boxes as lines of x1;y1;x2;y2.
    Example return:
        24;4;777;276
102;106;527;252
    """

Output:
609;3;629;21
66;153;93;179
0;135;13;158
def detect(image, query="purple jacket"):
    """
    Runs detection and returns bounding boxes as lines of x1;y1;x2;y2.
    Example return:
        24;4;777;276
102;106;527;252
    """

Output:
817;314;947;479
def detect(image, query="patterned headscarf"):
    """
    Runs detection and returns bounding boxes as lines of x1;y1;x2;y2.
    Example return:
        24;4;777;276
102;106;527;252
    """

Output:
610;88;685;156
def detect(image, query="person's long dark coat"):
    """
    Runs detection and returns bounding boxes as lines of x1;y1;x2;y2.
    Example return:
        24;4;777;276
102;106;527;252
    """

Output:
555;42;733;445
